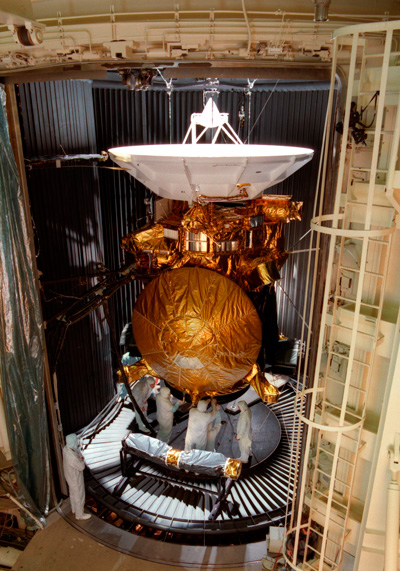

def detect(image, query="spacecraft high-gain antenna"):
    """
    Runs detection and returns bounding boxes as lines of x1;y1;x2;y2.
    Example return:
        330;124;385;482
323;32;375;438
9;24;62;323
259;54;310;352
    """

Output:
108;102;314;202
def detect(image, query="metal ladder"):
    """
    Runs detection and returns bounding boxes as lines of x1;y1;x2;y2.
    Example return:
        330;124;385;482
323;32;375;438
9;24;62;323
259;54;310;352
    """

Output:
285;21;400;571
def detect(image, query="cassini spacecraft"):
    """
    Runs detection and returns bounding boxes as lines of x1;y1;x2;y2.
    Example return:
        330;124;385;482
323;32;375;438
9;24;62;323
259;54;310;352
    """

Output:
109;100;313;403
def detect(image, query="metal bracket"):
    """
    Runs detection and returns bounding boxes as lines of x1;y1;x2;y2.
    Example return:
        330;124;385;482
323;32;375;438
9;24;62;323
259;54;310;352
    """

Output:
388;433;400;473
182;99;243;145
0;10;45;46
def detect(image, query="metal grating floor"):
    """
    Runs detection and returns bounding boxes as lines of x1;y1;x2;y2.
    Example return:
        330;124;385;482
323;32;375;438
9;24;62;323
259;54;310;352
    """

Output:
80;384;304;544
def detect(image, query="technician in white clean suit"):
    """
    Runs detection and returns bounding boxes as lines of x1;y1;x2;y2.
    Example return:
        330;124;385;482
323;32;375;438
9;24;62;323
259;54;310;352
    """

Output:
184;399;217;452
63;434;91;520
235;400;253;463
132;376;157;433
206;401;222;452
156;386;180;442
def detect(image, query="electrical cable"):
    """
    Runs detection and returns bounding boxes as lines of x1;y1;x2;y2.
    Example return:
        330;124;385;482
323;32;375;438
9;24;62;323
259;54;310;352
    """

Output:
287;228;312;252
276;281;311;332
360;90;379;128
245;78;280;143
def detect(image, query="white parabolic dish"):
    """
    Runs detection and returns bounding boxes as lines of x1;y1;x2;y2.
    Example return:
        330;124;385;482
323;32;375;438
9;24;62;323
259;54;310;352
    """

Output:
108;144;314;201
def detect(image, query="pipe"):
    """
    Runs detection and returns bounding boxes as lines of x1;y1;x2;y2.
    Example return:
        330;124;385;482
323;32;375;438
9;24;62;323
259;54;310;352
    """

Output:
385;475;400;571
241;0;251;56
36;10;400;26
6;494;44;530
314;1;331;23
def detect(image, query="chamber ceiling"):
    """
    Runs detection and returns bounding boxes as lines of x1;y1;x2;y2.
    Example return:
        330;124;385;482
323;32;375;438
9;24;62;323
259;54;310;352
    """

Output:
1;2;399;80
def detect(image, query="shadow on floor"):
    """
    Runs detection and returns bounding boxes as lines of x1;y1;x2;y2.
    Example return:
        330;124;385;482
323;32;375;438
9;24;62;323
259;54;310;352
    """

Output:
11;506;262;571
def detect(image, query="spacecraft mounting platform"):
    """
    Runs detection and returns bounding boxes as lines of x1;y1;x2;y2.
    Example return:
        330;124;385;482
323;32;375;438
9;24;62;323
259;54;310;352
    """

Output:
77;383;304;547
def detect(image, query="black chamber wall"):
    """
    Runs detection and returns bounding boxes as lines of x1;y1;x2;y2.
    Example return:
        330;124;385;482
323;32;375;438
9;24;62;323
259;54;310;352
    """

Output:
17;78;329;434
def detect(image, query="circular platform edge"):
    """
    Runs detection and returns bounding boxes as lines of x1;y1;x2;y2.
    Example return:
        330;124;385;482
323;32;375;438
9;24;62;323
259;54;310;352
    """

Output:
57;499;267;569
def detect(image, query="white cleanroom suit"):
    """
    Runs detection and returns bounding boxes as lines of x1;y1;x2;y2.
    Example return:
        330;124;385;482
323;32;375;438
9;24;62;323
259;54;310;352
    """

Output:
132;376;156;433
206;401;222;452
62;434;91;520
156;386;180;442
184;399;217;452
236;401;253;463
121;352;140;366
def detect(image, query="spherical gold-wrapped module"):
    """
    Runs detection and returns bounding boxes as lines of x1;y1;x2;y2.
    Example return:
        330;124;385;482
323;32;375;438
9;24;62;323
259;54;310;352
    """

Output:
132;267;262;401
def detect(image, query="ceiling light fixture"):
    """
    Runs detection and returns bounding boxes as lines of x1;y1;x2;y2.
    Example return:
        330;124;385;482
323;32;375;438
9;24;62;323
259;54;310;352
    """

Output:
313;0;331;22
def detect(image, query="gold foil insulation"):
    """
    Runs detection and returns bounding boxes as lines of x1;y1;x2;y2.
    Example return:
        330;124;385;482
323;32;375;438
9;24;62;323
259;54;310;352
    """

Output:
224;458;242;480
165;449;242;479
116;358;158;384
120;196;302;292
246;363;280;403
165;448;181;467
132;267;262;402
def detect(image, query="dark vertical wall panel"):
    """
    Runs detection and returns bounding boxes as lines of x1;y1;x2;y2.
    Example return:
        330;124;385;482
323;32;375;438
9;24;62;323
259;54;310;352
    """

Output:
19;80;96;155
18;78;329;434
219;85;328;338
97;167;146;343
25;165;114;434
261;87;328;339
18;81;113;434
92;87;160;341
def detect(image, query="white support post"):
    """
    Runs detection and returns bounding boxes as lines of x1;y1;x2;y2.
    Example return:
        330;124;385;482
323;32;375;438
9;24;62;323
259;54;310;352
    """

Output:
385;434;400;571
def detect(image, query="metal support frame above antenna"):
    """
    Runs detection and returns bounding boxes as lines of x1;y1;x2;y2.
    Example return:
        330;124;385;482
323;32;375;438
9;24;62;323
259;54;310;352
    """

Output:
182;99;243;145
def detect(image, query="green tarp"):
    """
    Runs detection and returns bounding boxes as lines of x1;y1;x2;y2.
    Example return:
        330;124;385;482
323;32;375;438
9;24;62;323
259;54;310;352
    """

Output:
0;90;50;524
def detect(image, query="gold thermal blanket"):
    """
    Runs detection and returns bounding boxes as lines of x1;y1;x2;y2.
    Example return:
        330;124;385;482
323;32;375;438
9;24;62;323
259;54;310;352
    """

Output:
120;196;302;292
132;267;262;402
